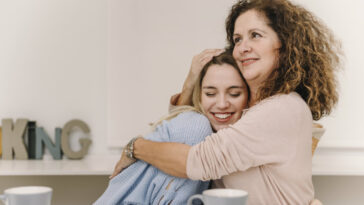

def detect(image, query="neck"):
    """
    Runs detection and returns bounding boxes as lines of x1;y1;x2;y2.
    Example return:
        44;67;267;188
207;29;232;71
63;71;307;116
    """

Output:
248;87;258;107
247;79;262;107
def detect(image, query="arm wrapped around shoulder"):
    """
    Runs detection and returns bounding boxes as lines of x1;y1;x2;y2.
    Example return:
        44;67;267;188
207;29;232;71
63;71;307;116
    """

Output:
186;93;313;181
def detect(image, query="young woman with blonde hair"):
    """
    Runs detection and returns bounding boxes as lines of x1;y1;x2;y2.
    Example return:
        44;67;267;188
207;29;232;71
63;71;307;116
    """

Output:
95;52;249;204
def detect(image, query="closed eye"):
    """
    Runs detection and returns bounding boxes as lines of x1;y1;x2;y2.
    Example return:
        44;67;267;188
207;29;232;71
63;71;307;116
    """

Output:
230;93;241;97
205;93;216;97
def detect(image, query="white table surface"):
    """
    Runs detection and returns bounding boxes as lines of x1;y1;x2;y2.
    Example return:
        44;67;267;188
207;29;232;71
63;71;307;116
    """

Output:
312;151;364;176
0;155;120;176
1;150;364;176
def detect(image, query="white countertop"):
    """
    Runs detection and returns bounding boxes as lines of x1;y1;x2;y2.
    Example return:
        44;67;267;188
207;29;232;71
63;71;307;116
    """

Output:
1;148;364;176
312;148;364;176
0;155;120;176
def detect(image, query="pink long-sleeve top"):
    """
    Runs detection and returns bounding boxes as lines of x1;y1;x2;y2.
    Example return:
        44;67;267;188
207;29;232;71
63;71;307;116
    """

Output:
186;92;314;205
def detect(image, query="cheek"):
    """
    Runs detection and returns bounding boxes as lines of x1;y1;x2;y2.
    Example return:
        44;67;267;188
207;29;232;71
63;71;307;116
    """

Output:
273;51;280;68
232;47;239;59
232;50;243;71
200;96;211;112
265;47;280;66
260;50;279;75
233;95;248;109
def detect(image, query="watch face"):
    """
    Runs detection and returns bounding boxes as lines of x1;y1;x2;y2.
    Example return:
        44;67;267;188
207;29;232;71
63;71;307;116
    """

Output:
126;137;139;159
126;145;133;159
127;152;132;159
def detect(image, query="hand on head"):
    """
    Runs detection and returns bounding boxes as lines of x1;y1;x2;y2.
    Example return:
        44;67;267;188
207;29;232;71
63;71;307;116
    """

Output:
177;49;224;105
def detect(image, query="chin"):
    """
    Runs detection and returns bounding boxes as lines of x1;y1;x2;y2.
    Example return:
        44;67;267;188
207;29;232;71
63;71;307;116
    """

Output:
242;70;258;82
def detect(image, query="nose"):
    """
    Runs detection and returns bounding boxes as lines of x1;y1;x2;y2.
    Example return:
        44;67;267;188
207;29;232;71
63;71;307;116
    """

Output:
216;95;230;109
236;39;252;53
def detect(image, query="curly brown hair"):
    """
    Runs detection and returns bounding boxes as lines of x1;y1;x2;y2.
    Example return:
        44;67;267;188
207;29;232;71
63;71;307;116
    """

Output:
225;0;343;120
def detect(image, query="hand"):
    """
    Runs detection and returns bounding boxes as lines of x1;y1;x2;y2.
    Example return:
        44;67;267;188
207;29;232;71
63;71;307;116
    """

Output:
109;148;137;179
186;49;225;87
178;49;224;105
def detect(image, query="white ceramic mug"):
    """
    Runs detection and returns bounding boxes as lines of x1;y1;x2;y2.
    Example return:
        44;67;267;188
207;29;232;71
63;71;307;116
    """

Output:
0;186;52;205
187;188;248;205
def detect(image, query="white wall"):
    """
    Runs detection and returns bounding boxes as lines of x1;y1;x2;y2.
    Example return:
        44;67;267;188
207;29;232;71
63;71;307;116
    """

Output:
0;0;109;155
107;0;236;146
1;0;364;204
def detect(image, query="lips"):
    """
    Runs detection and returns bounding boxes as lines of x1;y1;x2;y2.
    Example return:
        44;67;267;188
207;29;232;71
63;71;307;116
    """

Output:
241;58;258;66
211;112;234;123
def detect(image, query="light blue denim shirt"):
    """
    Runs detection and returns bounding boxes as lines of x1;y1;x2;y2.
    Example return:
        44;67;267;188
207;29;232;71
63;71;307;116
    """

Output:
94;111;213;205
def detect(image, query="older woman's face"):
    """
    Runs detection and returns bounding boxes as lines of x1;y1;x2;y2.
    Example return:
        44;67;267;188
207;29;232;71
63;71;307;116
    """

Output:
200;64;248;131
232;9;281;88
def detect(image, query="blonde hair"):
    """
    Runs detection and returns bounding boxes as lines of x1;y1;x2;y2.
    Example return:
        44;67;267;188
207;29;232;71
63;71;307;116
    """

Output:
152;51;248;129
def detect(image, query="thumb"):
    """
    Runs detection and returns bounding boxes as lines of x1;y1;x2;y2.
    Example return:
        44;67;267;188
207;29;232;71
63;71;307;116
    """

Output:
109;164;123;179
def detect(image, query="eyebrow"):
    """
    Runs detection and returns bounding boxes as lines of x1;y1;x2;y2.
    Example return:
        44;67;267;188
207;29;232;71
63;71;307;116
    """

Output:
202;86;216;89
229;86;245;89
233;28;267;36
202;86;245;89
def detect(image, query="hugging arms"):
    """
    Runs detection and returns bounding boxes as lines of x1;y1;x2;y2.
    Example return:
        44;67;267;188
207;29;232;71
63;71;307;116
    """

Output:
95;52;248;204
108;0;342;204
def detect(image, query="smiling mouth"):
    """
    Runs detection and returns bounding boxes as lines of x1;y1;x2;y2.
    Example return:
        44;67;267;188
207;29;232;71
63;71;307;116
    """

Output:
241;58;258;66
212;112;234;122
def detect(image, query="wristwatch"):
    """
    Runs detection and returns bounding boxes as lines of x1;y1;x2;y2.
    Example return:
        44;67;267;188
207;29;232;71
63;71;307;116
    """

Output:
124;137;141;159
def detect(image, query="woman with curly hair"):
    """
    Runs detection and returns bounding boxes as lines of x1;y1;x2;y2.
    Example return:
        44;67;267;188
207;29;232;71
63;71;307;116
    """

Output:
111;0;342;204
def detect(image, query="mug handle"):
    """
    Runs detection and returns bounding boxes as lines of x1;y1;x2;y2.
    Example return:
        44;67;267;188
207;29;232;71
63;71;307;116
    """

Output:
187;194;204;205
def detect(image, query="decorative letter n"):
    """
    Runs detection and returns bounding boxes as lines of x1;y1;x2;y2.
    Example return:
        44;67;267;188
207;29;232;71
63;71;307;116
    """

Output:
35;127;62;160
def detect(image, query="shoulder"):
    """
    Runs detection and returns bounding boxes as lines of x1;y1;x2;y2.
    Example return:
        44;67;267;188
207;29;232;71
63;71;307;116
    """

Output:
168;111;213;145
253;92;310;117
241;92;312;129
171;111;211;127
262;92;306;107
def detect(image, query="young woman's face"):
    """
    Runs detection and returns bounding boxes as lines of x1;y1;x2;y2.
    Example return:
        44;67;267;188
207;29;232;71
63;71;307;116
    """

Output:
201;64;248;131
232;9;281;88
